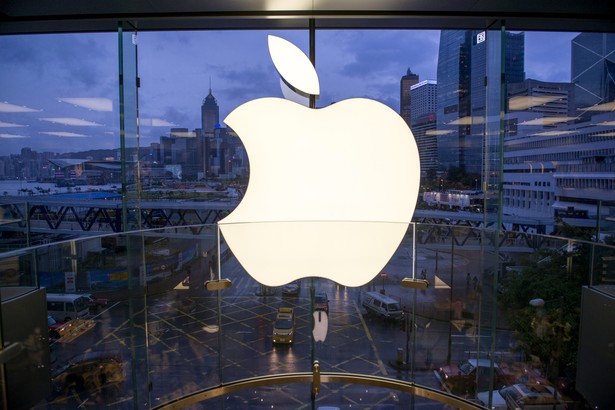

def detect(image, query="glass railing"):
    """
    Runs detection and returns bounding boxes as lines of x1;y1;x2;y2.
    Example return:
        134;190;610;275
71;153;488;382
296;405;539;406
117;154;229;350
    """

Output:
0;223;612;409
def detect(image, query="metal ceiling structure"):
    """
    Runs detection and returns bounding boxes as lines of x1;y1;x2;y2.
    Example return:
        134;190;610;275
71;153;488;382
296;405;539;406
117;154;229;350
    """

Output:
1;0;614;34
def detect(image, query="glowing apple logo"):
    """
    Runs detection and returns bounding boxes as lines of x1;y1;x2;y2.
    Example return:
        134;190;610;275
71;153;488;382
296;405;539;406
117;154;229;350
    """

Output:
218;35;420;287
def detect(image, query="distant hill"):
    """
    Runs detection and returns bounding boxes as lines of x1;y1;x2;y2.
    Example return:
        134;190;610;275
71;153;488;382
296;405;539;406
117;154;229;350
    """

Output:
58;148;139;160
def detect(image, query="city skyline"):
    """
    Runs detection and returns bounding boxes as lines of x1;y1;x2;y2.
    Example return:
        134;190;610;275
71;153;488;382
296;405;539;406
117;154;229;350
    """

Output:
0;30;578;156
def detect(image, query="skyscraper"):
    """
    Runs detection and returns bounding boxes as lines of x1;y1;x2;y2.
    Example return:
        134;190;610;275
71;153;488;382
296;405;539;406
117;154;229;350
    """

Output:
436;30;525;174
410;80;438;175
201;86;220;137
400;68;419;127
436;30;472;173
505;32;526;85
201;87;220;178
571;33;615;111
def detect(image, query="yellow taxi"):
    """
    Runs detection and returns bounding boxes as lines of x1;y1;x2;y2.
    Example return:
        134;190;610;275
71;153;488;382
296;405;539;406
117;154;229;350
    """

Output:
272;307;295;344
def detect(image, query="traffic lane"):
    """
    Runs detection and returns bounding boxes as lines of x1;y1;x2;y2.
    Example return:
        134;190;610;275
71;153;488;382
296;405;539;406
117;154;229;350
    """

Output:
359;306;447;392
48;281;448;406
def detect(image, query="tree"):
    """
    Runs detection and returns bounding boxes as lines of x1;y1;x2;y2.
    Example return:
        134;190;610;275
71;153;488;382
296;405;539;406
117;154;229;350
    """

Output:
445;166;480;191
500;242;588;381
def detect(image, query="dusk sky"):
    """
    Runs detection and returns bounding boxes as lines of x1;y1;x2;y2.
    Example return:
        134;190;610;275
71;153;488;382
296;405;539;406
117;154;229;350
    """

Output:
0;30;578;156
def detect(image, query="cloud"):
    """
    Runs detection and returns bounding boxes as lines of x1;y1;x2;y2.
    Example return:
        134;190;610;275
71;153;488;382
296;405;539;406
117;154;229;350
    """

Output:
524;31;579;82
0;36;41;66
215;65;279;105
313;30;439;108
160;106;193;129
319;30;439;79
0;29;584;156
0;33;116;91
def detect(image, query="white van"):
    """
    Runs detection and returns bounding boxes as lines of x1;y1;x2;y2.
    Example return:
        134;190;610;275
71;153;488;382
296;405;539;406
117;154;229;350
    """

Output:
362;291;403;320
46;293;90;322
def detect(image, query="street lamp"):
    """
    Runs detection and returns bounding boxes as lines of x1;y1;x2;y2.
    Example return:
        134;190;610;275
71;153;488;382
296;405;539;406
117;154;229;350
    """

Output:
401;278;429;290
205;227;233;291
398;278;430;372
446;229;455;365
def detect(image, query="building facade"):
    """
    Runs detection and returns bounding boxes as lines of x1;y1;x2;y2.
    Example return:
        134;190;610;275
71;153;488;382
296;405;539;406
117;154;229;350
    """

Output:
572;33;615;112
400;68;419;127
507;79;576;118
436;30;525;175
410;80;438;175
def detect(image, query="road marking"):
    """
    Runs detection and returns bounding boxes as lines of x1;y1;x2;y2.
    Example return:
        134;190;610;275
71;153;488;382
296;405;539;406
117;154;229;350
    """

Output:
89;301;121;319
434;275;450;289
173;281;189;290
354;300;387;376
433;369;452;393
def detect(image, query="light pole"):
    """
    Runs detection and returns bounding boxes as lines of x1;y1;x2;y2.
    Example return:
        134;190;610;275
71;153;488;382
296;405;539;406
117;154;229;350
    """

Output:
400;278;429;371
446;229;455;365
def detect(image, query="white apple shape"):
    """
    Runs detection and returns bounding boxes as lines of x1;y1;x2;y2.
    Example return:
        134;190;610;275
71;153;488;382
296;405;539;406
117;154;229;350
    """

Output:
218;36;420;287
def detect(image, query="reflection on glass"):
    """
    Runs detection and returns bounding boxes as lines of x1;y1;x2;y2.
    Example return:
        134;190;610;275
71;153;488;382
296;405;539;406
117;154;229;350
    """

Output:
0;27;613;410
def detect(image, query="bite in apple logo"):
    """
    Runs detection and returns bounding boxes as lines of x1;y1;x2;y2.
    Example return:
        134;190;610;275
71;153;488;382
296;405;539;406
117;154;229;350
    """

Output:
218;35;420;287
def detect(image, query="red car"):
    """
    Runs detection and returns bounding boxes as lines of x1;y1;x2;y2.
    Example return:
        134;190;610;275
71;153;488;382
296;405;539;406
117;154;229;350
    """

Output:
437;359;516;395
83;293;108;312
47;315;71;340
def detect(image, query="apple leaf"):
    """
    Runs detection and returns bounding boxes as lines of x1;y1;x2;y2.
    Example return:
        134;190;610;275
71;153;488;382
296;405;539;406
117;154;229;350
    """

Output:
268;35;320;97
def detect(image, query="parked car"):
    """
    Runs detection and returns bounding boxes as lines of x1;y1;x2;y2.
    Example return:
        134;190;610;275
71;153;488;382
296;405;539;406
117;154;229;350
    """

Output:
83;293;108;313
272;307;295;344
47;315;71;340
477;383;565;410
314;292;329;313
437;358;516;396
281;280;301;296
361;291;403;320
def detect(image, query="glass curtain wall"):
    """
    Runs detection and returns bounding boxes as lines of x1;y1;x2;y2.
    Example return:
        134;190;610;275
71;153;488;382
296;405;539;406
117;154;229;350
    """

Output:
0;21;614;410
119;22;152;407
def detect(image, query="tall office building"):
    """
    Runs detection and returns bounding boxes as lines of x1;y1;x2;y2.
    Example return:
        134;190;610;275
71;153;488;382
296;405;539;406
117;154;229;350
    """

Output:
157;128;201;180
400;68;419;127
436;30;472;173
436;30;525;174
201;87;220;136
410;80;437;124
571;33;615;111
410;80;438;175
504;32;526;85
201;87;221;178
